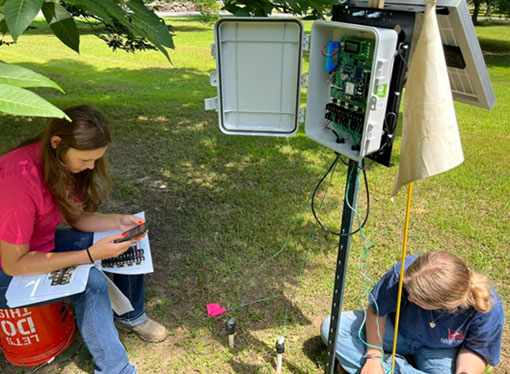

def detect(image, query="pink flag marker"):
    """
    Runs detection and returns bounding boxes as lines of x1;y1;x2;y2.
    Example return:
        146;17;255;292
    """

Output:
207;303;227;317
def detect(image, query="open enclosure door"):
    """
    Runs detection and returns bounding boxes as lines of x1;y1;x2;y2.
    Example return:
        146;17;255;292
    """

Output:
205;18;304;137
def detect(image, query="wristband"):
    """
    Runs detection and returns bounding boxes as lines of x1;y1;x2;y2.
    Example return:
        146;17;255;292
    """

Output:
86;247;94;264
365;353;382;360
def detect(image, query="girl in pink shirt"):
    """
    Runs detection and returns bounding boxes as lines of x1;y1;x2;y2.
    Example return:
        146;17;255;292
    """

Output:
0;105;166;374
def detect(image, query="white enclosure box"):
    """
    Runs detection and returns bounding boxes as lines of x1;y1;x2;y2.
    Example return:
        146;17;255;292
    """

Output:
206;18;304;137
206;18;398;160
305;21;397;160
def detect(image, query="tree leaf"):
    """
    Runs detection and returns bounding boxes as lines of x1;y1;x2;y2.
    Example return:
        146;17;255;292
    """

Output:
127;0;174;49
4;0;44;41
69;0;113;24
0;19;7;35
0;83;69;119
73;0;131;30
0;62;64;92
42;2;80;53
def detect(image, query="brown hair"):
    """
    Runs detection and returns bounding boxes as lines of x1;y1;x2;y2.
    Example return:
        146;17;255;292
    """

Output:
19;105;112;223
403;251;492;313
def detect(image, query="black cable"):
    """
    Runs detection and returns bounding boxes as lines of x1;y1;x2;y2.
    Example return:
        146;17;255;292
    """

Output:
311;157;370;236
376;111;398;155
339;155;350;166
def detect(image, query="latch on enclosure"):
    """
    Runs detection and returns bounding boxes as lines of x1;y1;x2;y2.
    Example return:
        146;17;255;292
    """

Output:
204;97;219;111
210;71;218;87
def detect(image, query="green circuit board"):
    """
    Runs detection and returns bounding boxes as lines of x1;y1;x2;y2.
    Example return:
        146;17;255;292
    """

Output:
326;37;375;148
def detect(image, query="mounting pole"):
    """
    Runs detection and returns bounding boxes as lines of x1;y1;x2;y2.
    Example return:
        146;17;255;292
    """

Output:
324;159;361;374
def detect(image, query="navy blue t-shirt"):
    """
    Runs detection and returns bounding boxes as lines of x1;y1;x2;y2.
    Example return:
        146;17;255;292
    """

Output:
369;255;504;366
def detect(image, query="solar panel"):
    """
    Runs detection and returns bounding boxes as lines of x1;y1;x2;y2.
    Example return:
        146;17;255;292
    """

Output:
349;0;496;109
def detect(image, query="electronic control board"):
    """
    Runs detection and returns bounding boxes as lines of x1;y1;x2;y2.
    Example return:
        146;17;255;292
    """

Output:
325;37;375;150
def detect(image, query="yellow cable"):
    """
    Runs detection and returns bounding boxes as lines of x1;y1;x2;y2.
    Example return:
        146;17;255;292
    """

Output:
390;182;413;373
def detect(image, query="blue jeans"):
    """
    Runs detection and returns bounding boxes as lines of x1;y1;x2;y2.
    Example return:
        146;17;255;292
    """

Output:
0;228;148;374
320;311;458;374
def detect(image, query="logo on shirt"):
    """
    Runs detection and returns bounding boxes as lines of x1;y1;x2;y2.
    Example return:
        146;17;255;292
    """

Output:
449;329;464;340
440;329;464;345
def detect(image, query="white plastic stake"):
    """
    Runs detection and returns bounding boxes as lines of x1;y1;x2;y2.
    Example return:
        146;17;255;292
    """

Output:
226;318;236;349
276;336;285;374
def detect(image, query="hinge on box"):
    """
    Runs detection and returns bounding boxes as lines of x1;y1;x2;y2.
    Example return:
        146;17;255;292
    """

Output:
302;34;310;52
210;71;218;87
204;97;218;111
300;73;308;88
298;108;306;123
211;43;217;60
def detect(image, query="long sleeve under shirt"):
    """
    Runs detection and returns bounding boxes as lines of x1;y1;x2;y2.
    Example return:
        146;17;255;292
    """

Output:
369;255;504;367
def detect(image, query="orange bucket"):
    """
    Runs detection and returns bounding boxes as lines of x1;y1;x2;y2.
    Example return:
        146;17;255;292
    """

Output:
0;302;77;366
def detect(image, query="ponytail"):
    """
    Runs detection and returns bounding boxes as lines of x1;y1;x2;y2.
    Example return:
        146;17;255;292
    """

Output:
468;271;492;313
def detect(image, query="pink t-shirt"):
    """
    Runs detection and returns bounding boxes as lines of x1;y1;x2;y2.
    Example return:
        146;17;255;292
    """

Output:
0;142;63;269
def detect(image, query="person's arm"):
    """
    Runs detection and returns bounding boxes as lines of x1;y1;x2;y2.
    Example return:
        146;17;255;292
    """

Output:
456;347;487;374
1;234;131;276
361;306;386;374
71;212;144;233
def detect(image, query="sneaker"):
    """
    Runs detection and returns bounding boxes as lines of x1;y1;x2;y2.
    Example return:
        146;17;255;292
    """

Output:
115;318;168;343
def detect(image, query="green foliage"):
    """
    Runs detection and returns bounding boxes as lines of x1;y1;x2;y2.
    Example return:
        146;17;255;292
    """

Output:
42;1;80;52
222;0;336;18
494;0;510;17
3;0;44;41
0;62;68;118
0;0;174;119
0;61;63;91
0;83;70;118
191;0;222;23
126;0;175;57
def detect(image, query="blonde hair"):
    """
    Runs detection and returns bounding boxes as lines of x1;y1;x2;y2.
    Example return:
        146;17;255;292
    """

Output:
403;251;492;313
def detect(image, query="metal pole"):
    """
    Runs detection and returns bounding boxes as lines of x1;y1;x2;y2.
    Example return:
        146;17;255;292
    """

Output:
325;159;361;374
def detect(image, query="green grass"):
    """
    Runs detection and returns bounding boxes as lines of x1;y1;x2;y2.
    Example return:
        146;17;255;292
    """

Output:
0;17;508;374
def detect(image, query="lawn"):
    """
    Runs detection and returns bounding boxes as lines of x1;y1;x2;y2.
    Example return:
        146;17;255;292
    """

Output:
0;16;508;374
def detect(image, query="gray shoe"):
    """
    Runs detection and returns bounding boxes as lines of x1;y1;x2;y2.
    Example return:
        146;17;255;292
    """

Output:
115;318;168;343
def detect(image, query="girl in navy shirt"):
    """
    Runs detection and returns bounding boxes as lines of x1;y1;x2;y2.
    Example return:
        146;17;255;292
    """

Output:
320;251;504;374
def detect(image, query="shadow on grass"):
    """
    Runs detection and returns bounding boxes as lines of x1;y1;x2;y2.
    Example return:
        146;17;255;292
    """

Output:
0;57;336;373
478;37;510;67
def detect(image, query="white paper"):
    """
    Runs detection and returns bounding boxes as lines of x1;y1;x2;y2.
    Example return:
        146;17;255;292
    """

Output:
6;264;95;308
93;211;154;275
102;272;134;315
